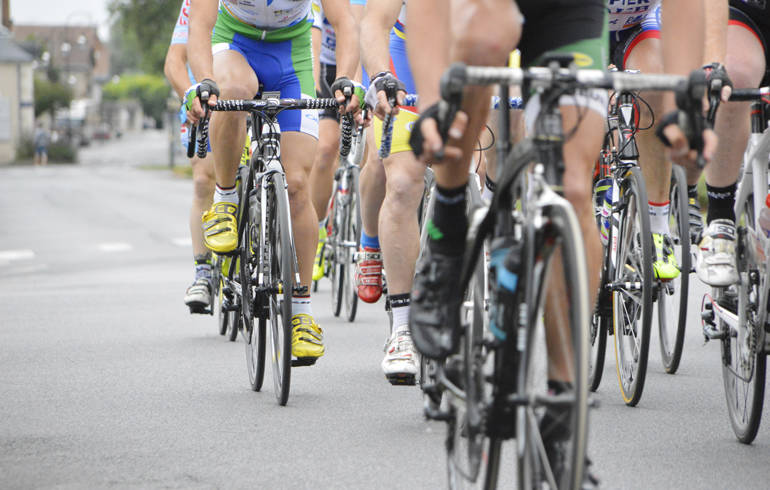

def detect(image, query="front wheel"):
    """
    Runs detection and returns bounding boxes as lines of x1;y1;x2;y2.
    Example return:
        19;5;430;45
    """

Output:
611;167;653;407
343;169;361;322
268;174;294;406
657;164;690;373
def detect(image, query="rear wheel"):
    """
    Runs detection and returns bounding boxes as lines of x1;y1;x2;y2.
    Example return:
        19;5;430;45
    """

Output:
330;186;345;318
722;195;766;443
657;164;690;373
268;174;294;406
243;196;265;391
343;169;361;322
612;167;653;407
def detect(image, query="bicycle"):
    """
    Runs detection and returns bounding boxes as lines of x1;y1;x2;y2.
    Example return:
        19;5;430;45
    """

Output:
325;112;366;322
191;92;344;406
589;85;692;403
701;86;770;444
421;60;705;489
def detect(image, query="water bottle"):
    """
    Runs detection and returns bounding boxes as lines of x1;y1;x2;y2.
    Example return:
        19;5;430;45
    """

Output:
594;178;612;246
759;194;770;238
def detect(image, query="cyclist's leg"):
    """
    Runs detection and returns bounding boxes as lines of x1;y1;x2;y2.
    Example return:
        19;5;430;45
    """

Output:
202;49;259;253
357;128;386;303
698;12;766;286
309;63;341;220
185;153;216;308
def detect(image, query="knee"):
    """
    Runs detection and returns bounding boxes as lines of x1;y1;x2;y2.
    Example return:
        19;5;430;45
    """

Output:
191;160;215;198
385;166;423;207
316;138;339;170
453;2;521;66
562;167;593;208
218;76;256;100
285;170;311;204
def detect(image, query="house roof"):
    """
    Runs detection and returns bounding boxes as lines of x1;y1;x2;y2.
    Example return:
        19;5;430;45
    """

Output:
0;26;33;63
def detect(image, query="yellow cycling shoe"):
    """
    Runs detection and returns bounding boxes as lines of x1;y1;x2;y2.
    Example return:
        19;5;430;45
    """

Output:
202;202;238;253
652;233;680;281
291;314;325;360
312;226;328;282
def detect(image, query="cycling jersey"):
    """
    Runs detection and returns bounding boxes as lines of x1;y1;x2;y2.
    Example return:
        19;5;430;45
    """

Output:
312;0;337;66
212;1;318;137
170;0;197;85
609;5;661;69
607;0;661;33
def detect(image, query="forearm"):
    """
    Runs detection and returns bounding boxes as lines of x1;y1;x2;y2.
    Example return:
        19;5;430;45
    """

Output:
331;15;359;80
406;0;449;111
703;0;728;64
189;0;217;82
164;45;191;98
360;18;392;77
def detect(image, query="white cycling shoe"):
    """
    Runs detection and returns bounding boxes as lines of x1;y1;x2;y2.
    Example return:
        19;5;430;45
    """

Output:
184;277;212;313
696;219;739;287
382;328;419;386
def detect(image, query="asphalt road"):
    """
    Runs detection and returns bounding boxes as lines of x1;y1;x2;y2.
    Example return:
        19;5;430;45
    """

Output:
1;130;769;489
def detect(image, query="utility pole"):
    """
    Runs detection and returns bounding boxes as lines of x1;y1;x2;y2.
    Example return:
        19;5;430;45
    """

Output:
2;0;11;30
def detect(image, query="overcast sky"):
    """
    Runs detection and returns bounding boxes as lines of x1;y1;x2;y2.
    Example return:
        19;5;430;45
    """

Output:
10;0;112;39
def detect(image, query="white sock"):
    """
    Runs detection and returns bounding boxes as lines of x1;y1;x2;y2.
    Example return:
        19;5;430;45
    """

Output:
649;201;670;235
214;184;239;205
291;296;313;317
391;306;410;335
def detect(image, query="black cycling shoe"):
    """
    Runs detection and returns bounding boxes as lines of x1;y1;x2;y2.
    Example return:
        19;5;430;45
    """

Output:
409;249;464;360
540;405;599;490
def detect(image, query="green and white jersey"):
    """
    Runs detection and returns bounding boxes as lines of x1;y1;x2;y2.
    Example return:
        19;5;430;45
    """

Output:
219;0;312;32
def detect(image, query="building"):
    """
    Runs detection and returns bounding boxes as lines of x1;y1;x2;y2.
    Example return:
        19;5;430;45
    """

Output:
0;26;34;164
12;24;110;100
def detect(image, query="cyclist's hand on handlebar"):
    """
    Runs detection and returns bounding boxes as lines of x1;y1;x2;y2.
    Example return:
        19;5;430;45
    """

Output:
703;62;733;103
660;121;717;169
365;72;406;120
330;77;364;123
409;102;468;164
185;79;220;124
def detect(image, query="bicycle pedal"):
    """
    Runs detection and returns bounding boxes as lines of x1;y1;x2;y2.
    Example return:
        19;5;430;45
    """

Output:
424;402;452;422
292;357;318;367
386;373;416;386
187;303;210;315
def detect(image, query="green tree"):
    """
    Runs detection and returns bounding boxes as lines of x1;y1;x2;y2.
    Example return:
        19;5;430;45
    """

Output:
103;73;172;126
108;0;180;74
34;77;73;117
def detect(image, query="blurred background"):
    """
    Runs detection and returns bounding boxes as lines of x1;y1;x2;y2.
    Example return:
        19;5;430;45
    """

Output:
1;0;180;166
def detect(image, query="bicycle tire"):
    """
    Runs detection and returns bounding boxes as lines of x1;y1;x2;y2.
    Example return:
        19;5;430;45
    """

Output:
515;199;590;490
217;275;228;336
721;195;766;443
343;168;361;322
330;185;345;318
243;192;266;391
268;173;294;406
589;309;608;392
657;164;690;373
612;166;654;407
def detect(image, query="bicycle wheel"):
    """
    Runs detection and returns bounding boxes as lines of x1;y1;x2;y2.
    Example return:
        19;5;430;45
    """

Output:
589;307;608;392
657;164;690;373
243;195;266;391
514;199;590;490
329;185;345;318
342;168;361;322
268;173;294;406
216;259;228;336
612;166;654;406
721;195;766;443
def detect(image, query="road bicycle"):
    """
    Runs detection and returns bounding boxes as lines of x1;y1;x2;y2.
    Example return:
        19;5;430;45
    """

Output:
420;60;706;489
325;112;365;321
701;86;770;443
589;85;692;404
191;93;343;406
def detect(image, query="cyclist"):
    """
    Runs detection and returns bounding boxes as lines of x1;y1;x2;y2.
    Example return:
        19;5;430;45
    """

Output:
405;0;715;482
358;0;423;384
693;0;769;287
164;0;217;313
187;0;362;362
309;0;368;283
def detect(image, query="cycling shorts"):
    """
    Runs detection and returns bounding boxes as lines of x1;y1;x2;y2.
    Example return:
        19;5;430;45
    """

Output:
518;0;609;119
212;18;319;138
372;24;418;155
609;5;660;69
317;62;339;121
729;1;770;86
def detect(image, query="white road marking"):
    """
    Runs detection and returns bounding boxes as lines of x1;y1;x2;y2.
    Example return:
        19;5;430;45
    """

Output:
172;237;192;247
97;242;133;253
0;249;35;261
